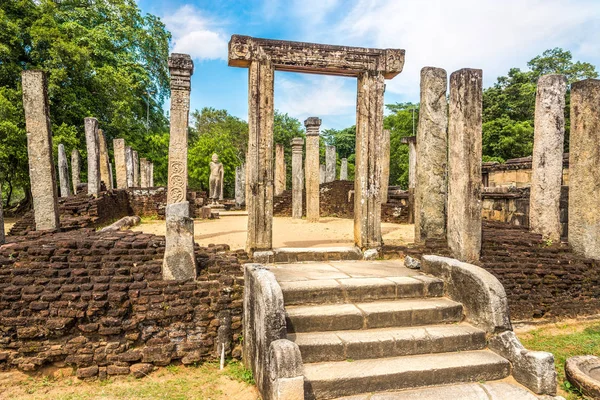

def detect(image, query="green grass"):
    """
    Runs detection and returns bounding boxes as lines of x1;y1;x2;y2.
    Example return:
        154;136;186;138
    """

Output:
519;322;600;400
224;360;255;386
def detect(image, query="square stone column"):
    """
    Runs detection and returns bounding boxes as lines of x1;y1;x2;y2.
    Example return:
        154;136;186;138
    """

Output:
447;68;482;262
530;74;567;242
319;165;326;184
133;150;140;187
415;67;448;243
140;158;148;187
85;117;101;196
569;79;600;259
125;146;134;188
381;130;391;203
21;70;59;230
275;143;285;196
354;71;385;249
71;149;81;194
57;144;71;198
340;158;348;180
149;162;154;187
163;53;196;281
325;145;336;183
291;137;304;219
235;163;246;207
246;60;275;252
98;129;112;190
108;162;114;190
304;117;321;223
113;138;127;189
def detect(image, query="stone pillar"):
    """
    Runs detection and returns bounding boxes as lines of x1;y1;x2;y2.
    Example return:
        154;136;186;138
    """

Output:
569;79;600;259
71;149;81;194
84;117;101;196
113;138;127;189
125;146;134;188
133;150;140;187
108;162;114;190
140;158;148;187
21;70;59;230
163;53;196;280
235;163;246;207
401;135;416;223
304;117;321;222
530;74;567;242
325;145;336;183
0;185;5;245
354;72;385;249
415;67;448;243
275;143;285;196
149;162;154;187
291;137;304;219
447;68;482;262
246;60;275;252
57;144;71;198
381;130;391;203
319;165;326;184
340;158;348;180
98;129;111;190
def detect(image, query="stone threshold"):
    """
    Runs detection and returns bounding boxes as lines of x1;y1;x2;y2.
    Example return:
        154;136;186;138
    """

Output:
254;246;363;263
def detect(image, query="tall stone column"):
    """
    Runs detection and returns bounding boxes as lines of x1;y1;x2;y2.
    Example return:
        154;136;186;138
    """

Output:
401;135;416;222
149;163;154;187
133;150;140;187
415;67;448;243
305;117;321;222
325;145;336;183
98;129;111;190
340;158;348;180
84;117;101;196
21;70;59;230
71;149;81;194
140;158;148;187
108;163;114;190
57;144;71;198
275;143;285;196
113;138;127;189
530;74;567;242
354;72;385;249
291;137;304;219
319;165;326;184
447;68;482;262
235;163;246;207
381;129;391;203
569;79;600;259
125;146;134;188
246;60;275;252
163;53;196;280
0;185;5;244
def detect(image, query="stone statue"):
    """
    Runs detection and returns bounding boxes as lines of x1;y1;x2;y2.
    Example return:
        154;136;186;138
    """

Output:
209;153;224;202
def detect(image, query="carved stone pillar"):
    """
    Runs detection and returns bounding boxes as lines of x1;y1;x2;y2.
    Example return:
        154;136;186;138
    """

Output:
291;137;304;219
325;145;336;183
340;158;348;180
246;60;275;252
113;138;127;189
304;117;321;223
447;69;482;262
530;74;567;242
354;71;385;249
98;129;112;190
71;149;81;194
58;144;71;198
275;143;285;196
85;117;101;196
21;70;59;230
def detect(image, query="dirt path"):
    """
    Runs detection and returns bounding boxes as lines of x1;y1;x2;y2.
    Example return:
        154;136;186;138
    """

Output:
132;215;415;250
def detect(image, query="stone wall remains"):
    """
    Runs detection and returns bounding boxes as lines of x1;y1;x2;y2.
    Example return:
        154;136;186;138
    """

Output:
0;229;246;378
128;188;207;220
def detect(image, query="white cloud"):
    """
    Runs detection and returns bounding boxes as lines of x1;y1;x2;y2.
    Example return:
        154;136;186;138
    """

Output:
162;5;228;61
321;0;600;98
275;73;356;128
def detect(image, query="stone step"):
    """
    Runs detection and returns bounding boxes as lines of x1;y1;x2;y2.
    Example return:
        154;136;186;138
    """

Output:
273;247;364;263
332;380;541;399
280;275;444;306
303;350;511;400
285;298;463;333
288;323;486;363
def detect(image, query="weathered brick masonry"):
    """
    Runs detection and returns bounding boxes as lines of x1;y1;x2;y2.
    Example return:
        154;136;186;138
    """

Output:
0;229;246;378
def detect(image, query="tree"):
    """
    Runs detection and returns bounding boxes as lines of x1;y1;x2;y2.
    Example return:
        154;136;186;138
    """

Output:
384;102;419;188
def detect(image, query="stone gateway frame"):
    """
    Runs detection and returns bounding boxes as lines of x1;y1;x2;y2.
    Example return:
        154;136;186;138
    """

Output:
228;35;405;252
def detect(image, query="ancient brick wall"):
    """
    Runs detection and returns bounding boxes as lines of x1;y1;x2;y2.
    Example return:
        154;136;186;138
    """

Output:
128;187;207;219
0;230;246;378
9;191;131;236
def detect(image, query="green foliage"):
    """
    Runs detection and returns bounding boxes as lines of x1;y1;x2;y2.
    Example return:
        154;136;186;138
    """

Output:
0;0;171;200
384;102;419;189
224;360;255;386
274;111;305;188
322;126;356;179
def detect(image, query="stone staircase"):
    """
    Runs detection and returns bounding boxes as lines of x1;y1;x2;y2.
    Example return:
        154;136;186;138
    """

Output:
266;260;552;400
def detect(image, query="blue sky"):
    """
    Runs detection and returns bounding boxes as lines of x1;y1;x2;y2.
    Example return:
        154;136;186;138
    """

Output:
139;0;600;131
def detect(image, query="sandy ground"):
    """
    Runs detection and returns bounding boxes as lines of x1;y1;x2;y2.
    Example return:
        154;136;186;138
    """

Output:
132;213;415;250
3;218;16;234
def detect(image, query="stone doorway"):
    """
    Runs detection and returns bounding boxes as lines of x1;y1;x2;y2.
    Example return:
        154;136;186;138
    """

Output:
228;35;405;253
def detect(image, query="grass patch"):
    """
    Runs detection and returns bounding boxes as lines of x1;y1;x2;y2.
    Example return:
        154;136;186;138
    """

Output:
224;361;255;386
519;321;600;399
